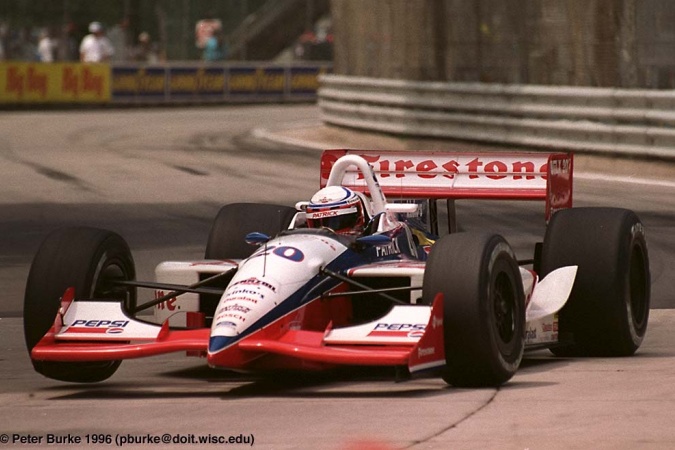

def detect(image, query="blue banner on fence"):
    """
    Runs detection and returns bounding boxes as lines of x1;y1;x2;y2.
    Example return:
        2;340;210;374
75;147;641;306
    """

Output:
169;67;226;100
290;66;329;95
109;63;330;104
112;66;166;100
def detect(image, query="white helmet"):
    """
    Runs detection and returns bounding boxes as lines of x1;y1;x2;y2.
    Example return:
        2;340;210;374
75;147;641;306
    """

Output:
306;186;366;235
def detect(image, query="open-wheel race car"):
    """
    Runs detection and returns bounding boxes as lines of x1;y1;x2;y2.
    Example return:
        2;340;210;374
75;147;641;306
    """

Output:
24;150;651;387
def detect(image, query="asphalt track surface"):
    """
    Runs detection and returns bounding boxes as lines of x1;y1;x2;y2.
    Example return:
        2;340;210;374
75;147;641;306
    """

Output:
1;105;674;449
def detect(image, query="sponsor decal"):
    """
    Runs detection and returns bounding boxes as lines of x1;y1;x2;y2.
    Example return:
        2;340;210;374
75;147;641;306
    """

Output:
215;320;237;329
228;67;284;94
273;246;305;262
66;319;129;334
229;277;277;293
407;330;424;338
223;295;260;304
62;66;107;98
550;158;572;175
322;153;548;182
368;322;426;338
249;245;305;263
375;240;401;257
218;304;251;314
215;302;253;324
289;66;327;94
112;66;165;97
227;287;265;303
307;210;339;218
417;346;436;358
169;67;225;96
216;313;247;322
1;62;110;104
154;290;179;311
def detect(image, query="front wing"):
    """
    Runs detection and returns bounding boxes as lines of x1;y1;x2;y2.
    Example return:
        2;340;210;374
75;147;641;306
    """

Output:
31;289;446;374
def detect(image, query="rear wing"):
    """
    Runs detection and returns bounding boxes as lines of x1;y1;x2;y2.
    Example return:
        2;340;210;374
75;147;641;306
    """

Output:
320;150;573;221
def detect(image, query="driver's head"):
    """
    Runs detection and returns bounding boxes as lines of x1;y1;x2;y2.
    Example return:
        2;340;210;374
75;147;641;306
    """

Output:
306;186;366;235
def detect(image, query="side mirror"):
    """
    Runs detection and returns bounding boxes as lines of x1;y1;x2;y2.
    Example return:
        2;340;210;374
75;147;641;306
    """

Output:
356;234;392;246
245;232;271;246
385;203;419;214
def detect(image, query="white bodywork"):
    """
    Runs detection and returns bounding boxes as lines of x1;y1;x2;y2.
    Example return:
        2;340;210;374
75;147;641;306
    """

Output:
211;233;346;340
154;260;238;326
56;300;162;341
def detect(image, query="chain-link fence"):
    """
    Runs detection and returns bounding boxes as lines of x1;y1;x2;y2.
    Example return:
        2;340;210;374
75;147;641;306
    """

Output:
0;0;268;62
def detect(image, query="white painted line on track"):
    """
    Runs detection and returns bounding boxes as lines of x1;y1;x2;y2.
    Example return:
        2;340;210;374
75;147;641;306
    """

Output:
576;172;675;189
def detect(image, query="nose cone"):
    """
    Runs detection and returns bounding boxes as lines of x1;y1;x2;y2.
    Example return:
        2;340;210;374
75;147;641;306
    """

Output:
209;335;237;354
207;334;251;369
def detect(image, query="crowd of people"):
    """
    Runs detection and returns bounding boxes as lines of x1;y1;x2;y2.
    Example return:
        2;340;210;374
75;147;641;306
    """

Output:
1;16;332;64
0;19;159;63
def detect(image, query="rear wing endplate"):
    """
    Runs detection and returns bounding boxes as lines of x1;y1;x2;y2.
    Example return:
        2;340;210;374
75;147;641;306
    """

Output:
320;149;573;221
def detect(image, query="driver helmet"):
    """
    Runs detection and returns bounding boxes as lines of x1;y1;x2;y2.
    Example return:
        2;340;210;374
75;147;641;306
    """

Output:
306;186;366;235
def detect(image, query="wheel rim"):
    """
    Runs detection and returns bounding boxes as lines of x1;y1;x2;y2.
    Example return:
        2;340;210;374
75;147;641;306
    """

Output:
493;271;516;346
629;244;648;332
92;256;135;311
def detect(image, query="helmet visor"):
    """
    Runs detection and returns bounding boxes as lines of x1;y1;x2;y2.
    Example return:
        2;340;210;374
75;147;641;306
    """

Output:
306;205;361;232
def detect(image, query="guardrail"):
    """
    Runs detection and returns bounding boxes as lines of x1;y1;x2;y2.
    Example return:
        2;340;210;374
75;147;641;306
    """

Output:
0;61;331;106
318;74;675;160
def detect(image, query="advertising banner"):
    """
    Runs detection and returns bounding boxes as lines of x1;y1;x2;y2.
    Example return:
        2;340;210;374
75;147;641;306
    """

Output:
228;67;285;98
289;66;329;95
169;67;226;100
0;62;110;103
1;62;329;105
112;66;166;101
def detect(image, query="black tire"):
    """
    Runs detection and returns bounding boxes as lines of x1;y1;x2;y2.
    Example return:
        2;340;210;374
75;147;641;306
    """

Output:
205;203;297;259
423;232;525;387
541;207;650;357
24;227;136;382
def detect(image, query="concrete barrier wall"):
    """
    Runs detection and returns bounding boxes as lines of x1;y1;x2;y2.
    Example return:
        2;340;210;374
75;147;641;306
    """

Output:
319;74;675;160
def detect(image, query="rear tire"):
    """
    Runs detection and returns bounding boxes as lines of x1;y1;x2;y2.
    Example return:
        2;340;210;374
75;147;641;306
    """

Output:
205;203;297;259
423;232;525;387
24;227;136;382
541;208;650;356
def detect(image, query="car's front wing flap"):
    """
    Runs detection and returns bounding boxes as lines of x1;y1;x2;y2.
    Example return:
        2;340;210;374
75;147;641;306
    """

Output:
31;288;209;362
31;288;447;374
234;294;446;373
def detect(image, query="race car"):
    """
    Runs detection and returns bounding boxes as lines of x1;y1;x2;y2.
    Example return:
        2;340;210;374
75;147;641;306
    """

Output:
24;150;651;387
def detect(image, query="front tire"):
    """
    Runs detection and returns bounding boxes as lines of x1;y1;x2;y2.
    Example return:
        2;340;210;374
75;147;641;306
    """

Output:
24;227;136;382
205;203;297;259
423;232;525;387
541;207;650;356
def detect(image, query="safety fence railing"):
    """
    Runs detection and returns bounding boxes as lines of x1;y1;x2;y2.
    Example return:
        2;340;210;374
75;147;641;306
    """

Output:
318;74;675;160
0;61;332;106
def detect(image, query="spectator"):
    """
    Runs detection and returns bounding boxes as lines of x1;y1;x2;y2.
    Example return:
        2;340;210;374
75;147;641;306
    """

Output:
57;22;80;61
132;32;159;63
14;26;37;61
108;15;130;61
294;29;316;60
0;23;7;61
203;27;226;61
80;21;114;62
37;29;56;62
